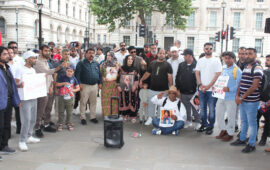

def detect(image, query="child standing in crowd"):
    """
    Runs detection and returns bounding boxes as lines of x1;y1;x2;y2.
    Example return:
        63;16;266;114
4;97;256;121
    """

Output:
56;65;80;131
138;83;148;123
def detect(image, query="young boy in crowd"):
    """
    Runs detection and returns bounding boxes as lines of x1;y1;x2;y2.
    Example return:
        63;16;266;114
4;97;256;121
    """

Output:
138;83;149;124
56;65;80;131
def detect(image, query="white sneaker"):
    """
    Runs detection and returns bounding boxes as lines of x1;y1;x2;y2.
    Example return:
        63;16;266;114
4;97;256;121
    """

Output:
184;121;192;128
26;136;40;144
194;122;201;130
19;142;28;151
73;109;80;115
144;117;152;126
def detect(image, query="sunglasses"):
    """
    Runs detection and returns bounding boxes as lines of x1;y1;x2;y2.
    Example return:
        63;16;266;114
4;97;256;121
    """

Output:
205;48;212;50
130;51;136;54
120;45;126;47
10;46;18;49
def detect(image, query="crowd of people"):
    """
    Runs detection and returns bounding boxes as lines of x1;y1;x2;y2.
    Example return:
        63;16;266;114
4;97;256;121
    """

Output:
0;39;270;161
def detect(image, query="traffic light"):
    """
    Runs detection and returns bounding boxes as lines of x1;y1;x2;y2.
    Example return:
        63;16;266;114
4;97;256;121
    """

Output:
215;31;220;42
139;24;145;37
221;31;226;40
230;27;236;40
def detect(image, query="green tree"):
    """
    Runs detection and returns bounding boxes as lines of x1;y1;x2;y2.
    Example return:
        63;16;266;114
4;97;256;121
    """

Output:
90;0;193;32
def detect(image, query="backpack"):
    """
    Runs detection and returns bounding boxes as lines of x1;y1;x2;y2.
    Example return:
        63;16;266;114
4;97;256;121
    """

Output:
162;98;181;111
251;64;270;102
222;66;238;80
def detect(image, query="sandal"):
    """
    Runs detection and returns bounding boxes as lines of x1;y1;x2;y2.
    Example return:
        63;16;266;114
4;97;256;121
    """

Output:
67;124;74;131
57;124;63;132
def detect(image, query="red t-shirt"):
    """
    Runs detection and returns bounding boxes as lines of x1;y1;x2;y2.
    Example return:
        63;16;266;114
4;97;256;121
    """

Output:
53;54;62;61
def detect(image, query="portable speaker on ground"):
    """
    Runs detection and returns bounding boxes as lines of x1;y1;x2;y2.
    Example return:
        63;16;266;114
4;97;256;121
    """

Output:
265;18;270;33
104;97;124;148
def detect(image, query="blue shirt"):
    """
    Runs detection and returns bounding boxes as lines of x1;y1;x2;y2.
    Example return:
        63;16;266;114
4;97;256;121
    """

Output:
221;64;242;101
75;59;101;85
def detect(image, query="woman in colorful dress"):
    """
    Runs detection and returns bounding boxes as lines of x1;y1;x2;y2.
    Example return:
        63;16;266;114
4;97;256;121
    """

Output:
117;55;140;122
100;51;120;117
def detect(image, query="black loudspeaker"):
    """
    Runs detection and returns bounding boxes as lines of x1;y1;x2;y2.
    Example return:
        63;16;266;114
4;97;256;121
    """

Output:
265;18;270;33
104;97;124;148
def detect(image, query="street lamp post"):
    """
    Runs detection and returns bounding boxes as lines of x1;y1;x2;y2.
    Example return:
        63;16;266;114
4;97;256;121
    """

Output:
15;8;18;44
221;0;226;53
37;0;43;49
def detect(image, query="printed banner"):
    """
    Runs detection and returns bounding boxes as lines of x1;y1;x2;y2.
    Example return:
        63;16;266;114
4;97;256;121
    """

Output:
120;74;134;91
212;76;229;99
159;107;176;127
22;73;47;100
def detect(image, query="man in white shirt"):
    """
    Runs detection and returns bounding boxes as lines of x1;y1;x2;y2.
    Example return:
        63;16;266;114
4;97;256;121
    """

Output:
167;46;184;85
151;86;186;135
8;41;25;67
115;42;129;66
174;40;183;57
15;51;41;151
195;42;222;135
69;47;80;69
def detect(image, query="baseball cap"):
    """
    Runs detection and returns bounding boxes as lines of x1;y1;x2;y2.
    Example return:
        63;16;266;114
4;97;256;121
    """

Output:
66;65;75;70
182;49;194;56
170;46;179;52
23;51;39;60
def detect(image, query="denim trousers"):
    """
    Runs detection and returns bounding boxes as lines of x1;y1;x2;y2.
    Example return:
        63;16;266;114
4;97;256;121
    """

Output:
152;118;184;134
239;101;259;146
198;90;217;128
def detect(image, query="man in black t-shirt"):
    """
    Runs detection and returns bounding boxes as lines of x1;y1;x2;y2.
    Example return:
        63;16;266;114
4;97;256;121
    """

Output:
140;49;173;125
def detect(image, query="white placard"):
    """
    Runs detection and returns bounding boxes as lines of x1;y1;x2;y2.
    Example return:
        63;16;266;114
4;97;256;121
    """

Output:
22;73;47;100
212;76;229;99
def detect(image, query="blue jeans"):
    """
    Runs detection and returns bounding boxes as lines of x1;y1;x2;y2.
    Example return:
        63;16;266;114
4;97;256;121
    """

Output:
239;101;259;146
152;118;184;134
198;90;217;128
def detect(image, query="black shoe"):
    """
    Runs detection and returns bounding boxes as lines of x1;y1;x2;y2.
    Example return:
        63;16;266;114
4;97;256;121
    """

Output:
81;119;87;125
90;118;98;124
230;139;246;146
43;125;56;133
242;144;256;153
235;125;239;132
205;127;213;135
237;131;241;138
225;118;228;124
0;146;16;155
16;128;20;134
258;138;267;146
197;125;206;132
0;156;2;161
35;129;44;138
49;121;55;126
40;124;45;130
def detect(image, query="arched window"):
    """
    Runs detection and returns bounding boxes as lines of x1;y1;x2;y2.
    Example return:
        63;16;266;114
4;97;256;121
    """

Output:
0;18;6;35
34;20;39;37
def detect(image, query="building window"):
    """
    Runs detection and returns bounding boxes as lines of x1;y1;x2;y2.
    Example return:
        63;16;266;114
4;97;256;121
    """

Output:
257;0;264;2
232;38;240;53
187;12;195;27
85;11;87;21
124;20;130;29
79;9;82;20
103;35;106;43
57;27;61;42
58;0;60;13
233;12;241;29
145;14;152;26
0;18;5;35
33;0;37;3
73;7;75;18
97;34;101;43
209;38;216;52
235;0;241;2
34;20;38;37
49;0;51;9
123;36;130;46
256;13;263;30
210;11;217;27
255;39;262;53
187;37;195;51
66;4;68;16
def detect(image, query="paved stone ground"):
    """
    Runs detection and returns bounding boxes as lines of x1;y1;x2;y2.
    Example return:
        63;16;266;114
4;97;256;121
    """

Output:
1;98;269;170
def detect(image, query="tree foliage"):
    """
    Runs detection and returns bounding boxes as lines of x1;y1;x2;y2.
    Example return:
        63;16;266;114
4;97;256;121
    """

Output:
90;0;193;32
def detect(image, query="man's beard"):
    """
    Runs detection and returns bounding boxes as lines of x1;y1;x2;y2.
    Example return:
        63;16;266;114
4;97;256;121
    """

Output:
245;58;255;64
42;53;50;58
265;63;270;67
151;51;157;55
0;58;9;64
205;52;212;56
121;48;125;51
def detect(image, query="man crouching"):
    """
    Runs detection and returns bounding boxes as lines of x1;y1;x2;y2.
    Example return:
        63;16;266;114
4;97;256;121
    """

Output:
151;86;187;135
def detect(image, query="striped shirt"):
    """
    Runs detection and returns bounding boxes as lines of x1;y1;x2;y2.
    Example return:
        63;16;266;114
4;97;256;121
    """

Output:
239;63;263;102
